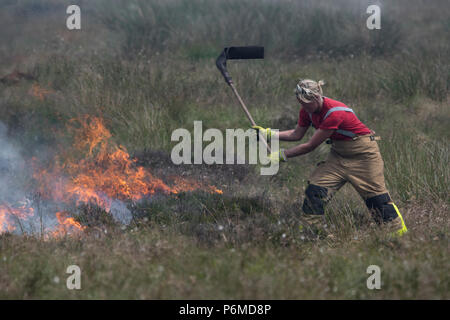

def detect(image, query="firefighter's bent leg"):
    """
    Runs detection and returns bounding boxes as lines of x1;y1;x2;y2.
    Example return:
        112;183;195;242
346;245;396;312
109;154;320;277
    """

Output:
302;184;328;215
304;150;347;216
365;193;408;236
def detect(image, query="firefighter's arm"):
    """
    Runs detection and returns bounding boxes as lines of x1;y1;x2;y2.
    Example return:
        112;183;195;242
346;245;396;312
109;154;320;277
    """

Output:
284;129;334;158
278;125;309;141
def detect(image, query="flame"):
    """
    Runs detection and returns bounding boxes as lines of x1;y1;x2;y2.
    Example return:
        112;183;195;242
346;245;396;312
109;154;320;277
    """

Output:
28;83;53;101
0;201;34;233
1;115;223;238
170;176;223;194
50;211;86;238
33;116;221;209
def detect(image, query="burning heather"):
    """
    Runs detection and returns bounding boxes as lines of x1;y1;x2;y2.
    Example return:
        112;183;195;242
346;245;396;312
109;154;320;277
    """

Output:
50;211;87;238
0;115;222;237
28;83;53;101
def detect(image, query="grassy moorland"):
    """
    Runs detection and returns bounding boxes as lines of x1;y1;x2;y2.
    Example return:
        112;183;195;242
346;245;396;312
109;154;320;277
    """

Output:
0;0;448;299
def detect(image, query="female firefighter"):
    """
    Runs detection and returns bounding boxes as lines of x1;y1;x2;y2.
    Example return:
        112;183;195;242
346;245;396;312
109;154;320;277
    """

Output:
253;79;407;236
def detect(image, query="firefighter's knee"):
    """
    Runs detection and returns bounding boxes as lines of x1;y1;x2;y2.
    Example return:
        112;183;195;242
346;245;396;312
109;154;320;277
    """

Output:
302;184;328;215
365;193;398;223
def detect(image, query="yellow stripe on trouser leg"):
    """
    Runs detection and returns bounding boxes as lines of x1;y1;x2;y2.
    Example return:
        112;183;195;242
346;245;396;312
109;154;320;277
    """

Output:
392;203;408;236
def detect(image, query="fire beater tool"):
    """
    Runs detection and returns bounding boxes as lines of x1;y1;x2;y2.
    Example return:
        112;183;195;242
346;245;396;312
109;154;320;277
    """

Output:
215;46;271;152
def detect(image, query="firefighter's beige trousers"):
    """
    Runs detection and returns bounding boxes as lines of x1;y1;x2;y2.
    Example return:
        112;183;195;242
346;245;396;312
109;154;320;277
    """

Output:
309;136;389;200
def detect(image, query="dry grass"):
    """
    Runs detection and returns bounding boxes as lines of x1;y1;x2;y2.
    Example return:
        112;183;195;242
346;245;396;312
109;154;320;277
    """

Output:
0;198;448;299
0;0;448;299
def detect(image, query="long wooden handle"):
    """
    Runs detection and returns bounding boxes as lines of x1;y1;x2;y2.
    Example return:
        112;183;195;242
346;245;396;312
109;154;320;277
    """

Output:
229;83;271;153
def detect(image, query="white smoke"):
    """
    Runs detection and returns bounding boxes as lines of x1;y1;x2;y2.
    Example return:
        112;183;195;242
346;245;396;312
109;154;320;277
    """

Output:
0;121;37;233
0;121;26;204
0;121;135;235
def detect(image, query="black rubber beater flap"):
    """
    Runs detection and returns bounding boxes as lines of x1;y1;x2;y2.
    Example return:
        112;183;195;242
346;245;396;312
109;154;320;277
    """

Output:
224;46;264;60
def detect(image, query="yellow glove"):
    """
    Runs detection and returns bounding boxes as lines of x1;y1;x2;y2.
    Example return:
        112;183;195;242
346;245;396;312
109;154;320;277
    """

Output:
252;125;275;141
268;149;287;164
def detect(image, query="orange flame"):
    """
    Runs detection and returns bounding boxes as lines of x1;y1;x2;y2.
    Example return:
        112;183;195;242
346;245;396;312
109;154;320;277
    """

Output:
19;115;222;237
28;83;53;101
170;176;223;194
0;202;34;233
50;211;86;238
1;115;222;237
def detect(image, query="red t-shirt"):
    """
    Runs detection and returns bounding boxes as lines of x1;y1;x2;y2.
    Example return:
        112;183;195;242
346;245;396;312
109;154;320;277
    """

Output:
298;97;371;140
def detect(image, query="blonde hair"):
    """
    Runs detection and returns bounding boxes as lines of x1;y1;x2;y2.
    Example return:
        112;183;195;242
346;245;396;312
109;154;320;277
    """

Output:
295;79;325;102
